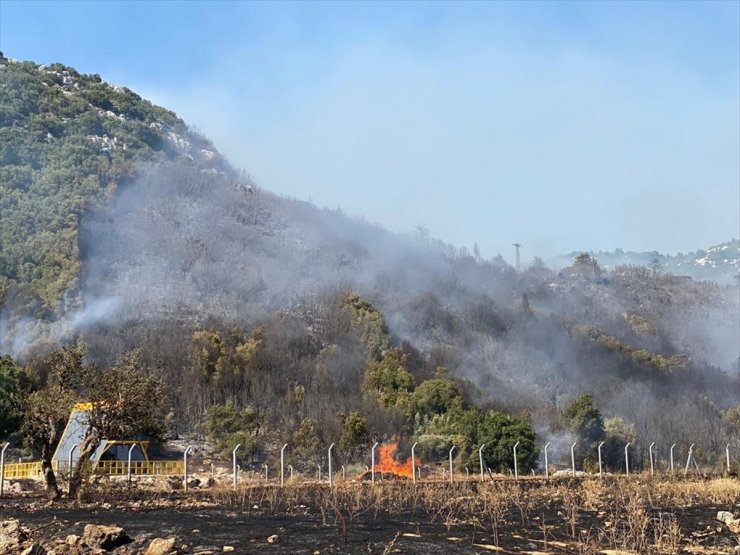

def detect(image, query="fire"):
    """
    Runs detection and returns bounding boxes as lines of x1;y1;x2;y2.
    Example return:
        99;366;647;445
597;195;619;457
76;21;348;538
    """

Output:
374;439;421;478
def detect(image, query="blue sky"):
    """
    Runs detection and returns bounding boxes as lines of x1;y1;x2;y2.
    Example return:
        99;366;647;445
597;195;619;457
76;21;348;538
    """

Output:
2;1;738;260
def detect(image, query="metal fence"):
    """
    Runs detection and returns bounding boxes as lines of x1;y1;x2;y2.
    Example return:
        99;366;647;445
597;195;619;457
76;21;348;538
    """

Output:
2;459;184;479
3;462;44;479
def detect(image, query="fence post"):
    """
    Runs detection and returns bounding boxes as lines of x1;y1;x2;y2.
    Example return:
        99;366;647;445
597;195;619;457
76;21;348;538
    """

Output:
684;443;694;476
544;442;551;480
371;442;379;484
280;443;288;487
649;442;655;476
670;443;676;477
727;443;731;474
328;443;335;487
0;443;8;498
478;444;487;481
570;442;577;476
598;441;605;478
624;442;631;476
183;446;193;491
127;443;137;488
68;443;78;489
232;444;241;490
448;445;456;484
411;442;418;485
513;441;520;481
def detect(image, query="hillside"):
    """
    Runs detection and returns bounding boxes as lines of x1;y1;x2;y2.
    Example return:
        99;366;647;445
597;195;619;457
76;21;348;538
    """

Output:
0;54;233;308
1;56;738;469
548;240;740;284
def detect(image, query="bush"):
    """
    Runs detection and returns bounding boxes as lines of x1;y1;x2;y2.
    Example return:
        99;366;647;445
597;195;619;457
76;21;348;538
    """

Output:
201;402;261;462
339;411;369;457
410;368;462;418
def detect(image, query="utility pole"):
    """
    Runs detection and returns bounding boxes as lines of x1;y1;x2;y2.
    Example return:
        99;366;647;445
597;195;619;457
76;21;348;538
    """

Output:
512;243;522;274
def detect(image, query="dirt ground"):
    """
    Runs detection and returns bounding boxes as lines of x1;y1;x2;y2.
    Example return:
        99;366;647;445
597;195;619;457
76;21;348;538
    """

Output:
1;476;739;554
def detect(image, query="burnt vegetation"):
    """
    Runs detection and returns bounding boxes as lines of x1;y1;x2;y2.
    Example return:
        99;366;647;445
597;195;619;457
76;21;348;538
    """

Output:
0;56;739;494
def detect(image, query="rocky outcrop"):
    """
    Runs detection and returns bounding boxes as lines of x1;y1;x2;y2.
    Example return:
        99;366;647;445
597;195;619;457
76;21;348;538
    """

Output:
81;524;129;550
716;511;740;534
0;519;29;552
145;537;177;555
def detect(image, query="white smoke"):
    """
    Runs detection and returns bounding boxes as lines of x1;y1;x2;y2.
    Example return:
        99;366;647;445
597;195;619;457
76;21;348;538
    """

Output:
0;296;121;360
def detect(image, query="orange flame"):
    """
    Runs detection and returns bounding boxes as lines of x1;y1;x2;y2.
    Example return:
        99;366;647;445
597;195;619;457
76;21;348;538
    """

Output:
375;439;421;478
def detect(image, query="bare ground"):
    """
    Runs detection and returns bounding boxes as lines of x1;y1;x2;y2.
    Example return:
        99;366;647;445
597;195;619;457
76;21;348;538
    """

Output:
1;476;738;554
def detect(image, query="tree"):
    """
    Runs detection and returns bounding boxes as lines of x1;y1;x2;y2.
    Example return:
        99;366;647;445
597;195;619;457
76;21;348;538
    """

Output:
68;352;166;498
21;385;76;498
343;293;391;361
562;394;605;467
0;356;26;440
288;418;319;469
363;349;414;409
573;252;601;280
477;410;538;473
417;407;539;473
602;416;636;471
648;258;663;278
724;405;740;433
201;402;261;463
20;344;85;497
415;225;430;240
531;256;546;268
338;411;369;458
410;369;462;418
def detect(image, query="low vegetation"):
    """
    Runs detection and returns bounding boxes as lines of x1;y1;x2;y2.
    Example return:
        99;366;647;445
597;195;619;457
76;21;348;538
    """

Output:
206;476;740;553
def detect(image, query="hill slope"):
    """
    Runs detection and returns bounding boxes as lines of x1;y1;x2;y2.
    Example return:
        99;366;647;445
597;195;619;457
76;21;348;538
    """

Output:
0;55;232;307
1;56;738;459
548;240;740;284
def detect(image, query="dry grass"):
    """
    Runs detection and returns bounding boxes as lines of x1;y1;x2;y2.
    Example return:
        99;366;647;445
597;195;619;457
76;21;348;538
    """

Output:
205;476;740;552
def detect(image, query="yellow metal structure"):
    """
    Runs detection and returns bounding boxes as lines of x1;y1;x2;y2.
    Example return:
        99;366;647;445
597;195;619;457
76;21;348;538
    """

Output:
2;459;183;479
3;462;43;479
92;460;183;476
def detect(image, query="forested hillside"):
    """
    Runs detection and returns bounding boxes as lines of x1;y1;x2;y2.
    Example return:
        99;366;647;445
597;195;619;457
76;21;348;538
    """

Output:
1;56;738;474
548;240;740;284
0;53;232;308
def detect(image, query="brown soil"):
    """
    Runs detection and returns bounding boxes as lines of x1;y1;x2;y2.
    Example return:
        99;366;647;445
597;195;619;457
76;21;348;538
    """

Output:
0;476;738;554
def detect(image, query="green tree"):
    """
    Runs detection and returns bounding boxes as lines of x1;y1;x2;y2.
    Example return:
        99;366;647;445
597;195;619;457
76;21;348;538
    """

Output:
19;344;85;497
562;393;605;467
288;418;320;469
342;293;391;360
415;407;538;473
477;410;538;473
201;402;261;462
602;416;636;471
0;356;26;440
67;352;167;499
339;411;369;457
410;369;463;418
723;405;740;433
363;348;414;410
572;252;601;280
